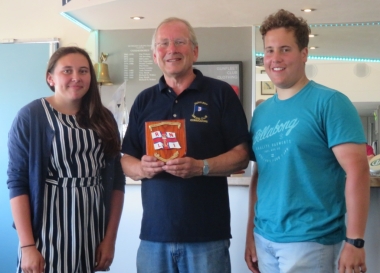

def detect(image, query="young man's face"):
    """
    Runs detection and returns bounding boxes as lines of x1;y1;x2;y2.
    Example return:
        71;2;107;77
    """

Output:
153;21;198;81
263;27;308;90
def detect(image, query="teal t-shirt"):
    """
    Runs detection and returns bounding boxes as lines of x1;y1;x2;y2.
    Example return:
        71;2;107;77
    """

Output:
250;81;366;245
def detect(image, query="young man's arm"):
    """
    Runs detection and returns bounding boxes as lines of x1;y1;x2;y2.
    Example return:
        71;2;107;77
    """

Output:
332;143;370;273
244;163;260;273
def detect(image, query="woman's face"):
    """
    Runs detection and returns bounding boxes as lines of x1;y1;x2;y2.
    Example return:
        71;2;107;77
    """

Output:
47;53;91;103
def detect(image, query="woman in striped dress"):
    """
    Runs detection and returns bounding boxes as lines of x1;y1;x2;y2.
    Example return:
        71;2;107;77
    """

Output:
7;46;125;273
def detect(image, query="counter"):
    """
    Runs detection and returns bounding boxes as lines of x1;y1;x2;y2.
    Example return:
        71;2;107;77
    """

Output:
126;176;251;186
127;176;379;187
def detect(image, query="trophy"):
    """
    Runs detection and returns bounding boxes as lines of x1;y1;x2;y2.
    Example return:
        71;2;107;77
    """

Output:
145;119;187;162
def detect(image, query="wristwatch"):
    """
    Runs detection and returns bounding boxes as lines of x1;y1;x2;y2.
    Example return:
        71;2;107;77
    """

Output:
345;237;365;248
202;160;209;176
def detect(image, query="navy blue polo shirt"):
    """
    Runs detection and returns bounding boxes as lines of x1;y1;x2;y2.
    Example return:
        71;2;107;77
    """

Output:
122;69;249;242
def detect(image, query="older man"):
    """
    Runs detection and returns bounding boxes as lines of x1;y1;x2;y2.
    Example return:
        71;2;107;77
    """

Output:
121;17;250;273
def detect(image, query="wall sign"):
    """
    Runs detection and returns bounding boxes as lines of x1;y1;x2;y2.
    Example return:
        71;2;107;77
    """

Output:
193;61;243;102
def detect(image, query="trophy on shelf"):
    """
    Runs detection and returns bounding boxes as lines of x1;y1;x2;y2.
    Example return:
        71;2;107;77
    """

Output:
145;119;187;162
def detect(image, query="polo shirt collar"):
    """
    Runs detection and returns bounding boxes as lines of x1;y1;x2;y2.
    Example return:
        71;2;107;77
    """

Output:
157;68;204;93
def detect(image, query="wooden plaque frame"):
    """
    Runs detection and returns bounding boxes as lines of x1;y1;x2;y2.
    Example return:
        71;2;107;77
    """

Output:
145;119;187;162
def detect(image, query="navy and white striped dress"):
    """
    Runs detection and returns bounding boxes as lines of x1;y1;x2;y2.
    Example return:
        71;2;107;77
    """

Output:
17;99;106;273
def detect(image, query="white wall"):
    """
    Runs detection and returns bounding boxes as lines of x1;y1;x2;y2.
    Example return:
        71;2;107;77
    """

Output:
306;61;380;102
0;0;94;53
255;61;380;103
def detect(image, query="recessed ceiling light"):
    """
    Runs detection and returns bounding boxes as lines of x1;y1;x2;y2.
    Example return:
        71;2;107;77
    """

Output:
309;46;318;50
309;34;318;37
301;8;316;12
131;16;144;20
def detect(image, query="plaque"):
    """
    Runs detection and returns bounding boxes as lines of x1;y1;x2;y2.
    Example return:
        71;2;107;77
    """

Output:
145;119;187;162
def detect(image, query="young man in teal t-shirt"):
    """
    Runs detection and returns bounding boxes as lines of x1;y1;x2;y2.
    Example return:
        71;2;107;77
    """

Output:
245;9;370;273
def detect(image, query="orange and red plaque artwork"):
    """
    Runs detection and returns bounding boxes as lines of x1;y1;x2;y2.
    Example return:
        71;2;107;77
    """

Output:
145;119;187;162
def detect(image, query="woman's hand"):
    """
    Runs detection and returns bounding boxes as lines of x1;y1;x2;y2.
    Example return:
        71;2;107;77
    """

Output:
21;246;45;273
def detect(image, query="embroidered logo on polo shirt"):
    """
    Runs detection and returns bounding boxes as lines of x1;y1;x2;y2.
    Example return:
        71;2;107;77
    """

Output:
190;101;208;123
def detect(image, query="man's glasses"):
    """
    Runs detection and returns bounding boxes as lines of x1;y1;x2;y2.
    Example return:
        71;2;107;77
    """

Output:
155;38;190;49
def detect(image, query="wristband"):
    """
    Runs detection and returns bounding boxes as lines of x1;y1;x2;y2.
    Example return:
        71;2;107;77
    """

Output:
21;243;35;249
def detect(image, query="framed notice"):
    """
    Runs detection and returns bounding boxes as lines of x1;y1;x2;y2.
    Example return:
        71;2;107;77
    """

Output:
193;61;243;102
260;70;276;95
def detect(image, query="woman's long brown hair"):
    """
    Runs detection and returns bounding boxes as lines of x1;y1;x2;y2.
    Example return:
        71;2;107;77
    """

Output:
46;46;121;157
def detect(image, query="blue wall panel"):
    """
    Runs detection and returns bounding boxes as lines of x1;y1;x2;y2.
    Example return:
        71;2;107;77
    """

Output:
0;43;51;272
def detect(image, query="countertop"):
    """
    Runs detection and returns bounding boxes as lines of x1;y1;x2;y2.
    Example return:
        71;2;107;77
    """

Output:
127;176;380;187
126;176;251;186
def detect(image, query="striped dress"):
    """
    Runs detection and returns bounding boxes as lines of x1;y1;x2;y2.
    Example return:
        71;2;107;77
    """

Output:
17;99;106;273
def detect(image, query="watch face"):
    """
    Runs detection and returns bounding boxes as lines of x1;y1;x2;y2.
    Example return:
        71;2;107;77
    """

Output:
203;165;209;175
354;239;365;248
203;160;209;175
346;238;365;248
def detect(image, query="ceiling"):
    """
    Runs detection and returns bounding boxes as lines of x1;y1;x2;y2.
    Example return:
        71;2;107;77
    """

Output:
62;0;380;30
62;0;380;115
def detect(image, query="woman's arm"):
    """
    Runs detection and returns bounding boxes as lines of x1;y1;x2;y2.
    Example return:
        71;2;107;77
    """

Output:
10;195;44;272
94;190;124;271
